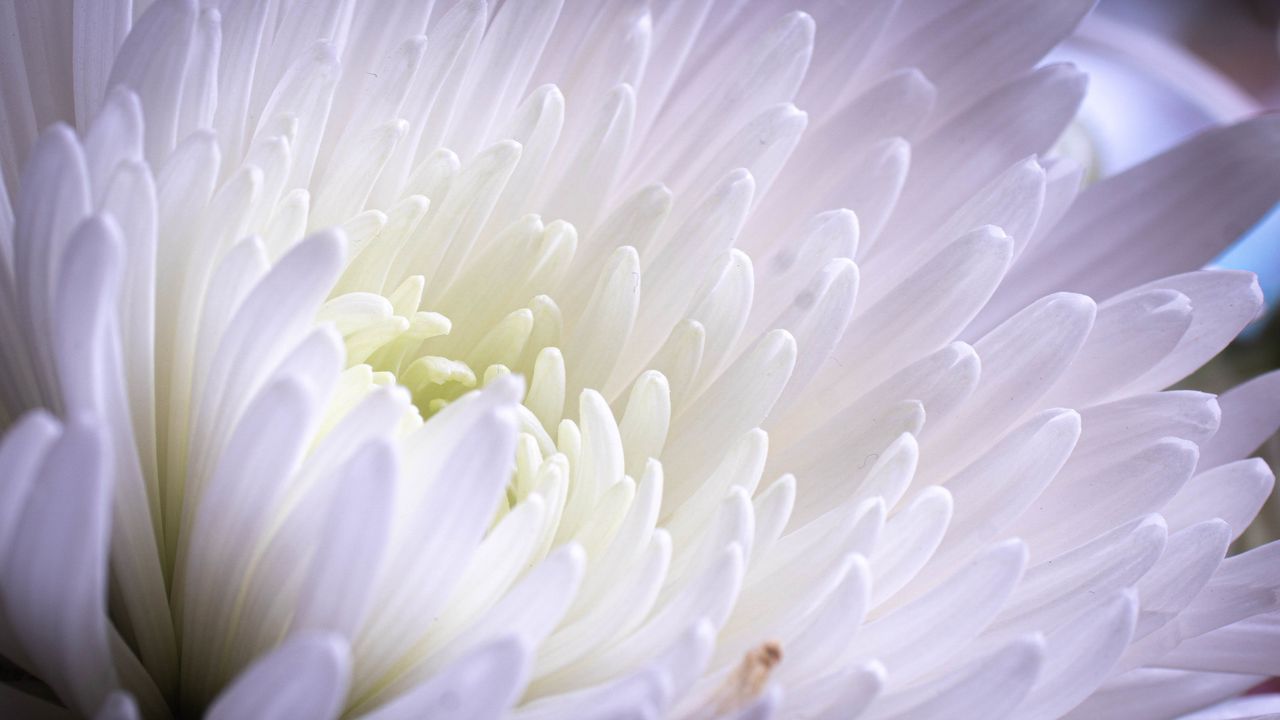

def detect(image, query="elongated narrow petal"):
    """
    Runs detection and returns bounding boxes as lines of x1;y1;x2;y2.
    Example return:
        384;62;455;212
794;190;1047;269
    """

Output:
0;2;1277;719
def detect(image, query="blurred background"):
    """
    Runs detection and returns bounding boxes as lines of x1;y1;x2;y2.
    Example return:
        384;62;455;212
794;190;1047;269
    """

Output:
1055;0;1280;549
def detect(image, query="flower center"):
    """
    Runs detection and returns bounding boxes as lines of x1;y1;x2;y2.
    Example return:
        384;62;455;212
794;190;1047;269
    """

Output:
319;274;470;418
318;268;577;522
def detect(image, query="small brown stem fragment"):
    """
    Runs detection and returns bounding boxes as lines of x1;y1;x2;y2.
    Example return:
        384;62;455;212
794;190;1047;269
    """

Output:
712;641;783;715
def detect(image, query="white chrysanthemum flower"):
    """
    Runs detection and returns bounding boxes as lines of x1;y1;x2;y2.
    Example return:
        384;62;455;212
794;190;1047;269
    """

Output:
2;1;1280;719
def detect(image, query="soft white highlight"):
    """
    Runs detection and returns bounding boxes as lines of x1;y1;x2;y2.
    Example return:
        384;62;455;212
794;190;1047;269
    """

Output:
0;1;1279;719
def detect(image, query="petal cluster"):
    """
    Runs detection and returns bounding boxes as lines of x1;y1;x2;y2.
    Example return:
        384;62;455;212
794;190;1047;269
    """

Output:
0;1;1278;719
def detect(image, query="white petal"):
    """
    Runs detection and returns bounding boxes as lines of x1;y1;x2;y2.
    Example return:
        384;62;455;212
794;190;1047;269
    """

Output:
570;459;665;616
178;376;325;700
772;400;923;525
850;540;1026;686
1120;271;1264;393
0;410;59;558
450;495;549;637
310;119;408;229
174;8;219;141
767;257;859;401
389;0;487;176
557;389;625;543
1180;694;1280;720
1004;116;1280;306
872;0;1091;113
1155;608;1280;676
182;230;346;539
869;486;952;606
1071;391;1220;474
381;546;585;706
867;636;1044;720
105;0;197;164
205;633;351;720
537;532;671;678
863;156;1044;301
520;621;715;719
1065;668;1262;720
1131;520;1230;639
619;372;671;480
640;319;705;412
745;209;857;338
995;515;1166;638
670;102;807;211
665;430;767;550
564;246;641;399
686;250;755;395
291;440;396;640
2;417;117;715
886;64;1085;245
405;140;523;300
540;84;635;231
1198;370;1280;469
82;87;143;199
797;226;1011;412
476;84;565;236
787;661;884;720
723;684;781;720
92;691;138;720
926;292;1095;475
798;67;935;173
208;0;269;162
12;125;91;404
637;11;813;188
911;409;1080;594
444;0;563;158
663;330;794;511
1040;289;1192;408
357;637;530;720
778;556;873;683
354;379;523;694
562;182;670;312
538;544;744;694
1018;439;1198;561
1017;592;1139;720
1164;459;1275;541
624;169;755;371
